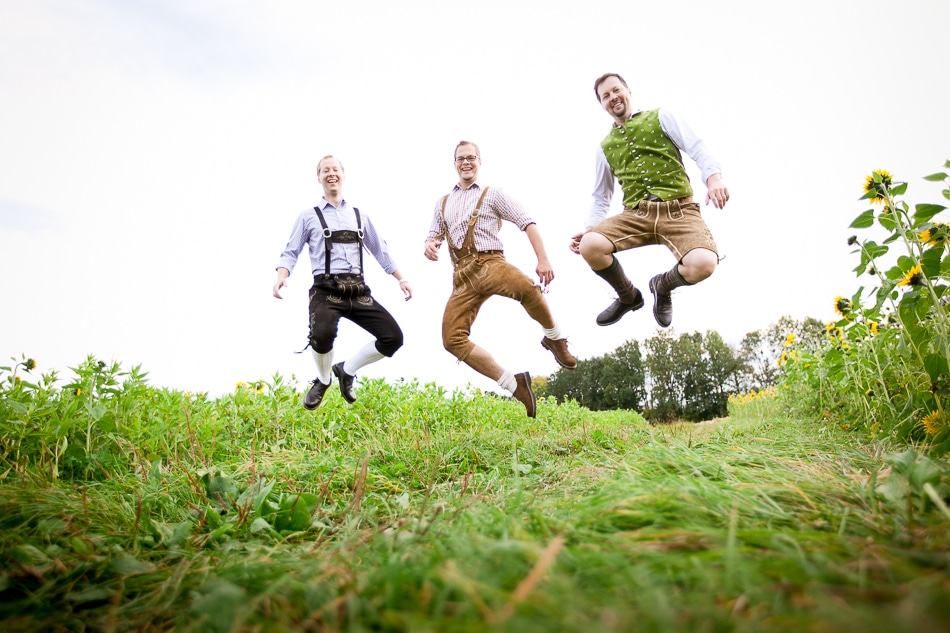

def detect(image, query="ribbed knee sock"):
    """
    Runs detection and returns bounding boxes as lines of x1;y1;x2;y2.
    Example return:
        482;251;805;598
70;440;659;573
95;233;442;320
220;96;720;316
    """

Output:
594;255;639;304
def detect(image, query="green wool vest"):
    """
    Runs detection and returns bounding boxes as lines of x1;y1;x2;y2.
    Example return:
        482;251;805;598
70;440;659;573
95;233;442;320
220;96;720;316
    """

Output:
601;109;693;208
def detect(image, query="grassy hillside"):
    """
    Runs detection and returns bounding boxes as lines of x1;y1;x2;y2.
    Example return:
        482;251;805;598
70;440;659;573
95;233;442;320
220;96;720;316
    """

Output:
2;362;949;632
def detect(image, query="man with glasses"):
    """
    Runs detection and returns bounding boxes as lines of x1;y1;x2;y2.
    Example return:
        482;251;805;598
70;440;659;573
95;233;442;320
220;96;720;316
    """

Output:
569;72;729;329
424;141;576;418
274;155;412;410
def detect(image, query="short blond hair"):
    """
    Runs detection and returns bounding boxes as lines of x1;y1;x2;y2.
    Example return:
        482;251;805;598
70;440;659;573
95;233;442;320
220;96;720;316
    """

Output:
317;155;344;172
454;141;480;160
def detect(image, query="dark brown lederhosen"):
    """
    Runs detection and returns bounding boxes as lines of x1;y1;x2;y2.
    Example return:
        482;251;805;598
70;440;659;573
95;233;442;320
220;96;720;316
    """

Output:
438;187;553;362
306;206;403;356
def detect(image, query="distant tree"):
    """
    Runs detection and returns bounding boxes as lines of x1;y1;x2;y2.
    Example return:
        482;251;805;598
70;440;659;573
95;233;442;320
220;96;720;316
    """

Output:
601;340;646;411
643;330;680;421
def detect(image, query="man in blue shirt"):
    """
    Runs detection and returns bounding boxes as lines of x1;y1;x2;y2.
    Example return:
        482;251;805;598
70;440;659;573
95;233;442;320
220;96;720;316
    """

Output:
274;155;412;410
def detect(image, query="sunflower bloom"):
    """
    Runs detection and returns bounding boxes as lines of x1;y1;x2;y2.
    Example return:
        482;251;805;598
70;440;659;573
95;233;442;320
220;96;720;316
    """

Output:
863;169;893;205
922;411;942;435
918;222;949;247
784;333;795;347
868;321;879;335
898;263;924;287
834;296;852;317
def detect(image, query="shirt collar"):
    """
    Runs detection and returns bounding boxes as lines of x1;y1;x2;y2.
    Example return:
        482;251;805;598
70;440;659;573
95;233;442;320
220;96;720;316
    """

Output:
317;197;347;211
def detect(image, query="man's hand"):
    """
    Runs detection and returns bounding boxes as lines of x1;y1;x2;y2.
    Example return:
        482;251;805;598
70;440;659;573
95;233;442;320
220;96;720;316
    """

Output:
569;231;586;254
704;174;730;209
273;268;290;298
536;257;554;288
424;238;442;261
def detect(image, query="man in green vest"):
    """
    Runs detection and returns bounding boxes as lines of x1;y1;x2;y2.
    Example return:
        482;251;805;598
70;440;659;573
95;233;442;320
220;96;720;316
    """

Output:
569;72;730;328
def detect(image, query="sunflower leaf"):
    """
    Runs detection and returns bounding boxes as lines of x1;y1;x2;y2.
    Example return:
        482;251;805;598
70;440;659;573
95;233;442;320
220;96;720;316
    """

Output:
891;182;908;196
914;203;946;224
850;209;875;229
922;248;942;277
878;213;897;232
923;172;948;182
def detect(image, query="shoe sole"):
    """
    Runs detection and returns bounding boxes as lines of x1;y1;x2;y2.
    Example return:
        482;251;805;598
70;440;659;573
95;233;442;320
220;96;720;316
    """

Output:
541;339;578;370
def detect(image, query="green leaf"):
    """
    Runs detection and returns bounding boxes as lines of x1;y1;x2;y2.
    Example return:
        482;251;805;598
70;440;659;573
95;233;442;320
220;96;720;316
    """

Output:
850;209;875;229
891;182;908;196
924;353;948;384
908;455;942;493
249;517;274;534
111;553;155;576
886;448;918;474
878;212;897;232
923;172;948;182
12;544;50;565
914;203;947;223
865;242;889;259
275;493;319;533
922;247;942;277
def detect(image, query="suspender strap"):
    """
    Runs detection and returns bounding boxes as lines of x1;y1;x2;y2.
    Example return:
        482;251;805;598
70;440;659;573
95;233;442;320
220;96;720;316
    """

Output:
313;206;365;277
441;186;490;264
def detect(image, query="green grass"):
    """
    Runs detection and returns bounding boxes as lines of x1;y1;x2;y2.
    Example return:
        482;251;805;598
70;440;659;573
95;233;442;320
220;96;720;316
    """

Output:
1;372;949;632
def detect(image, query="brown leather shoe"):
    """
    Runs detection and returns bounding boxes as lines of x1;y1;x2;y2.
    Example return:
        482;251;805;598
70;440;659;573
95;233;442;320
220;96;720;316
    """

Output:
513;372;536;418
541;337;577;370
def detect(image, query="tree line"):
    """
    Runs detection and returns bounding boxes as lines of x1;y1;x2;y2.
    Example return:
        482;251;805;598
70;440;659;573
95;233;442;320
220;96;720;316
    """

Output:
535;315;826;422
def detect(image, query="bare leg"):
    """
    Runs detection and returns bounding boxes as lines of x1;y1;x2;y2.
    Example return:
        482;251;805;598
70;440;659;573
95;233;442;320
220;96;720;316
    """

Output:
462;345;504;381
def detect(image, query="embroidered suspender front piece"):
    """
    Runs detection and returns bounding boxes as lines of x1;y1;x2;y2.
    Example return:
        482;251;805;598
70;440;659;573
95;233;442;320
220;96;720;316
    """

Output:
313;206;364;277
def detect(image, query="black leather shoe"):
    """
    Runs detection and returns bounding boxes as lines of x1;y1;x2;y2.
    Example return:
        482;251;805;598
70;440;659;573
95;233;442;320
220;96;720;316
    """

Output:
332;362;357;404
303;378;330;410
649;275;673;328
595;290;644;326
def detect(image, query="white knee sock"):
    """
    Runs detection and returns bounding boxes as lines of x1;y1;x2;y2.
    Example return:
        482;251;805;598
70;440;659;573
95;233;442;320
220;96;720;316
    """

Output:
344;341;385;375
497;370;517;394
311;349;333;385
543;324;564;340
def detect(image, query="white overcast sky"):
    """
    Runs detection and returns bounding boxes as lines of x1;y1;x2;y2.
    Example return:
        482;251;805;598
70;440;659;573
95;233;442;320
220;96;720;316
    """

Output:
2;0;949;396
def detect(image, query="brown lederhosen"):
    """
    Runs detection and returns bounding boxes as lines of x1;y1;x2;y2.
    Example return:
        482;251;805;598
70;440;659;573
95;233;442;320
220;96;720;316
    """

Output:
438;187;553;362
590;195;718;262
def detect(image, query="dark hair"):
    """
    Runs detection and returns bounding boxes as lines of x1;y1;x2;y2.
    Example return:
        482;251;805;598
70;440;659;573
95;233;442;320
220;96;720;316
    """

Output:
593;73;628;100
454;140;480;160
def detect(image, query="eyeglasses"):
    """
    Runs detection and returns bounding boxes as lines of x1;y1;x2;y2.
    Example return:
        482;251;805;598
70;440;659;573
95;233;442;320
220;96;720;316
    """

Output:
455;155;479;164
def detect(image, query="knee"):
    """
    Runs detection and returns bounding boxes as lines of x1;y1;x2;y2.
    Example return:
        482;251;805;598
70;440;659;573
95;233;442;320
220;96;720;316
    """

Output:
579;232;612;264
376;328;404;357
682;250;718;283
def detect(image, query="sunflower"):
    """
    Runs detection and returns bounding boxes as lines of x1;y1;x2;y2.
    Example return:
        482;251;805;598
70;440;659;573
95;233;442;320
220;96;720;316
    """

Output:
784;333;795;347
868;321;879;335
833;296;852;317
918;222;949;247
898;263;924;287
922;410;943;435
863;169;893;205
